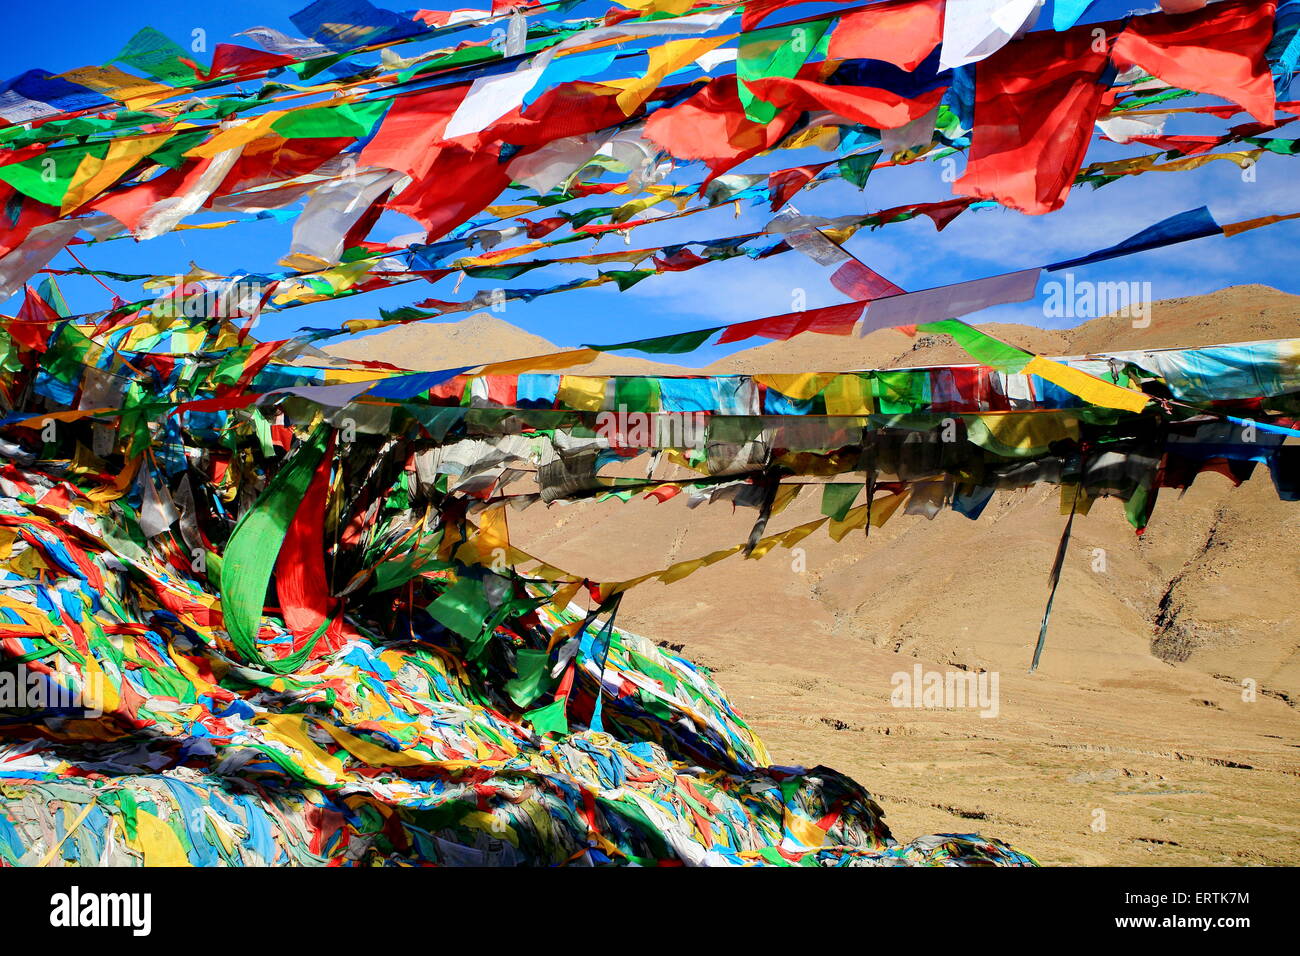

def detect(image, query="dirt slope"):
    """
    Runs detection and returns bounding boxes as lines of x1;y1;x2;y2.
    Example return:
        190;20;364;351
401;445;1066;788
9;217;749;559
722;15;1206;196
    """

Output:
324;312;685;375
346;284;1300;865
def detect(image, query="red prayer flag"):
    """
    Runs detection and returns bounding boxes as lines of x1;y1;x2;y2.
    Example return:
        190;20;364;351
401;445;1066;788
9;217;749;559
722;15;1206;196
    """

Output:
827;0;945;72
359;84;469;180
274;435;354;656
741;0;858;32
1112;0;1277;125
768;164;819;211
741;75;947;132
644;75;802;187
830;260;906;301
653;249;710;272
717;301;866;344
386;143;513;240
11;285;59;352
519;216;569;239
195;44;295;82
954;25;1111;215
1126;134;1223;156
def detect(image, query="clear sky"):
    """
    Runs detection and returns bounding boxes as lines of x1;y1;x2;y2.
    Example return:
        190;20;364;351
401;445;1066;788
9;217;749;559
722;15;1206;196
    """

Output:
5;0;1299;366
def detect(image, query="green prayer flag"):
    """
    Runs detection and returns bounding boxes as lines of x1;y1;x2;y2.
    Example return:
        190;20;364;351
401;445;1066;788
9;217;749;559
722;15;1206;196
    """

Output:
602;269;656;291
212;345;256;386
112;27;199;85
1125;479;1158;531
37;277;70;317
204;550;223;586
219;424;330;672
373;532;448;592
614;376;661;411
463;261;550;281
506;648;553;708
523;696;569;736
251;409;274;458
915;319;1034;369
589;327;718;355
758;845;792;866
736;19;831;124
567;205;618;228
873;369;931;415
839;151;881;190
119;382;156;457
147;130;211;169
271;99;391;139
1248;136;1300;156
820;482;859;521
290;53;351;81
429;575;492;642
0;144;106;207
39;325;92;387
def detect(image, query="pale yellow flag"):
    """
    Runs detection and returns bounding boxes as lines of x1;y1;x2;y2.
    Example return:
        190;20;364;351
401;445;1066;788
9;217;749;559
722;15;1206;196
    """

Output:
606;35;732;115
62;133;174;215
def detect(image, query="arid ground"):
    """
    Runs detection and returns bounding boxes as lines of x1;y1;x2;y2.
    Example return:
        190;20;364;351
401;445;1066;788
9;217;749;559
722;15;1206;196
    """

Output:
330;285;1300;865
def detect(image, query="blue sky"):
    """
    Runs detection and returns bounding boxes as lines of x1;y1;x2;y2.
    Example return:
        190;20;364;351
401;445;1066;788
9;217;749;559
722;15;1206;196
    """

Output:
5;0;1300;366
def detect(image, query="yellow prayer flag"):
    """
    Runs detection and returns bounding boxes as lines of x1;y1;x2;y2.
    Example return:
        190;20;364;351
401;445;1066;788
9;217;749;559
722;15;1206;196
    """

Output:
701;544;744;566
57;65;176;109
965;411;1081;457
1222;210;1300;237
606;35;731;114
1021;356;1149;414
1059;483;1095;516
608;0;697;16
185;111;286;159
485;203;543;217
454;241;546;269
61;133;174;215
754;373;838;401
549;579;585;611
478;348;599;376
781;516;827;548
1151;149;1263;173
823;374;873;415
870;491;908;528
131;811;193;867
781;125;840;151
771;483;800;516
557;375;608;411
656;558;706;584
827;504;868;541
474;503;510;565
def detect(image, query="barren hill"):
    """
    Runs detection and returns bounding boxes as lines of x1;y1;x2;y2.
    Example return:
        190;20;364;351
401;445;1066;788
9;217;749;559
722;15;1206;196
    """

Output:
707;284;1300;372
339;284;1300;865
328;284;1300;374
324;311;685;375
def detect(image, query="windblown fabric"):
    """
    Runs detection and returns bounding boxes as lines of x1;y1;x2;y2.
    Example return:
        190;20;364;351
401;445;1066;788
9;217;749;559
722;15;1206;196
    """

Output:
2;0;1300;869
955;24;1112;214
0;466;1037;867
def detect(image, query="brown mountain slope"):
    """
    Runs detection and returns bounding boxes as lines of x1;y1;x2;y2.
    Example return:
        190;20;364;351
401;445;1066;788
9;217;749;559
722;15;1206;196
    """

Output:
323;312;685;375
344;284;1300;865
325;284;1299;375
707;323;1074;372
507;469;1299;865
1065;284;1300;353
708;284;1299;372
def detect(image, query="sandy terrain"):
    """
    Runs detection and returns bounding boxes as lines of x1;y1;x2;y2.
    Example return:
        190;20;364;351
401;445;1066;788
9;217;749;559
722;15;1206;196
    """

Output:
329;284;1300;865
